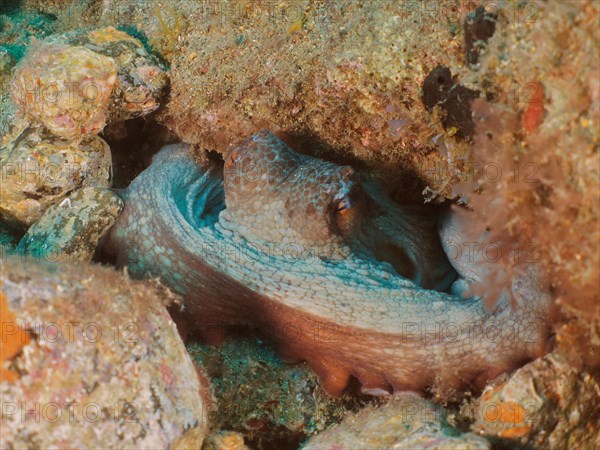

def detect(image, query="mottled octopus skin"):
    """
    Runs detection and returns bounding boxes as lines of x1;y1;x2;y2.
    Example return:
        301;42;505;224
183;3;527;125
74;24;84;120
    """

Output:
108;130;553;398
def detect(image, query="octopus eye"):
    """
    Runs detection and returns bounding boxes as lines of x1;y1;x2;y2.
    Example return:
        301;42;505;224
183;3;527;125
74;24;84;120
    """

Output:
330;194;363;236
335;198;352;213
327;179;367;236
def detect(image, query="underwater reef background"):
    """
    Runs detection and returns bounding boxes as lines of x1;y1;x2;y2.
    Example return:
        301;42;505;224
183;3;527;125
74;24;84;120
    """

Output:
11;0;596;371
1;1;599;449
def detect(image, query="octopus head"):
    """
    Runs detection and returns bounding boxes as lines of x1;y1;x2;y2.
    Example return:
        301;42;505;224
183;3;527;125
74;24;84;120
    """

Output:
222;130;367;256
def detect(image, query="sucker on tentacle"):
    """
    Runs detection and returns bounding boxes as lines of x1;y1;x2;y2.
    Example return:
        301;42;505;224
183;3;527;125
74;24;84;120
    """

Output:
107;130;553;399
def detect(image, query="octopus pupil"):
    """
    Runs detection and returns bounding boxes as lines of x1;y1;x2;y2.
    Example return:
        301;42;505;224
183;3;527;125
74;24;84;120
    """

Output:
336;199;351;212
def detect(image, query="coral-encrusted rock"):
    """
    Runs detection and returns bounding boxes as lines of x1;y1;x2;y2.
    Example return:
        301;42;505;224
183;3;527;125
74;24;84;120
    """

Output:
0;258;210;449
471;353;600;448
18;186;123;262
11;43;118;139
10;26;167;139
188;337;365;449
80;26;168;122
303;395;491;449
0;125;111;228
70;0;481;195
0;10;55;53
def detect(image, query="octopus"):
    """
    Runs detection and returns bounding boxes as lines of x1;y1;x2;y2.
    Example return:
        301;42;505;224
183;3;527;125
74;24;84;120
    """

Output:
107;130;553;398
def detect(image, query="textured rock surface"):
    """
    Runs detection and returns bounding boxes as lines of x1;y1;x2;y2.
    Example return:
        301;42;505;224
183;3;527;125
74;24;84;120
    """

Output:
78;26;168;122
0;9;56;61
0;258;210;449
26;0;475;195
0;93;18;139
1;9;57;137
470;353;600;449
303;395;491;449
17;186;123;262
11;42;118;139
0;125;112;228
469;0;600;369
10;26;167;140
188;337;366;450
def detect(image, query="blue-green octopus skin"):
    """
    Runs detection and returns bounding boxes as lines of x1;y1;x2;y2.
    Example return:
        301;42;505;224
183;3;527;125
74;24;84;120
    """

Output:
107;130;553;398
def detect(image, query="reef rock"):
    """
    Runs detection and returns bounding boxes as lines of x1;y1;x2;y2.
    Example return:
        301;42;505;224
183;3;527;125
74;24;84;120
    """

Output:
188;337;366;450
11;43;117;139
0;9;55;55
303;394;491;449
0;257;210;449
32;0;475;196
78;26;168;122
0;93;19;140
17;186;123;262
471;352;600;449
10;26;166;140
0;125;111;228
